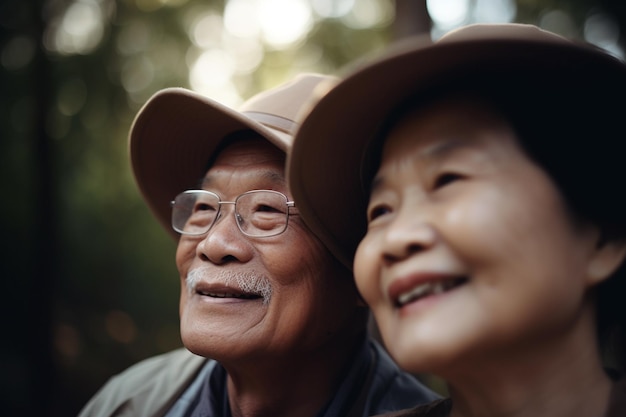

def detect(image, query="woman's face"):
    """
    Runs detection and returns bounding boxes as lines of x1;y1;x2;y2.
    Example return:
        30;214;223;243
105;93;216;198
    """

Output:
354;98;607;376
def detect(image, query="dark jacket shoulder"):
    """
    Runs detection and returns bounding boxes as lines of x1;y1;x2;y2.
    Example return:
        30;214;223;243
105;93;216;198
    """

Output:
372;398;451;417
375;375;626;417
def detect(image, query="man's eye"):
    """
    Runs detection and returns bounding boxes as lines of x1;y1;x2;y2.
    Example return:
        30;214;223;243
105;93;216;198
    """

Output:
194;202;216;212
255;204;284;214
433;172;463;189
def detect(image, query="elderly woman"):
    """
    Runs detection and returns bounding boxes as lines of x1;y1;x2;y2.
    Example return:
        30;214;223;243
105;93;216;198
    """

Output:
288;24;626;416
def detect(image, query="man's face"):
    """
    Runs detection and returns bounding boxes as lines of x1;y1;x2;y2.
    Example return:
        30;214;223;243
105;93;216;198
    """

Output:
176;134;362;364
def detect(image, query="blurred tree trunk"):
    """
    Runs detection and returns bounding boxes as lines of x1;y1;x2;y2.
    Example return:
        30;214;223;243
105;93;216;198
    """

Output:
393;0;432;39
600;0;626;50
31;0;56;414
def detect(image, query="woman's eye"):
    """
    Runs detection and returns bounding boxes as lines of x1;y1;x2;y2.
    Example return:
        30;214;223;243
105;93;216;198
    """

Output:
433;172;463;189
367;204;391;222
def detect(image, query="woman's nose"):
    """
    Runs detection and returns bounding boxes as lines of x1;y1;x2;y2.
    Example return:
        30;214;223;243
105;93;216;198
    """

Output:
381;207;438;265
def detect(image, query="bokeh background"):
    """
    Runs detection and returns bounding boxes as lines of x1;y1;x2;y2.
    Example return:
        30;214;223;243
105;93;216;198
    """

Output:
2;0;625;415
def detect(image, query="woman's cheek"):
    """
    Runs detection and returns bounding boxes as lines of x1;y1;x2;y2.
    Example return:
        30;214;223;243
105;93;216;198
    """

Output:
354;236;381;306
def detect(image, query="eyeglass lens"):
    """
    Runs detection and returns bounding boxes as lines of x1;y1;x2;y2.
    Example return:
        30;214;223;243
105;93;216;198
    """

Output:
172;190;290;237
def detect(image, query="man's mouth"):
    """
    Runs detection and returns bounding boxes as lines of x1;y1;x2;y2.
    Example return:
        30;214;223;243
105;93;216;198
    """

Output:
196;289;262;300
395;277;467;308
186;268;273;304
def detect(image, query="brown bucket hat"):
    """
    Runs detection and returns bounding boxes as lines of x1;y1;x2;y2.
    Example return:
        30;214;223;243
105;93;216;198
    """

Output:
129;73;336;238
288;23;626;269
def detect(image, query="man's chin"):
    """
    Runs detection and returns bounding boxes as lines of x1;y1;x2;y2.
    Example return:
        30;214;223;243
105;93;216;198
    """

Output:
179;312;269;357
181;333;274;367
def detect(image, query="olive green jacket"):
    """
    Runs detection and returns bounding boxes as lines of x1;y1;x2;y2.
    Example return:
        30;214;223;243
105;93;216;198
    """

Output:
78;342;439;417
78;348;208;417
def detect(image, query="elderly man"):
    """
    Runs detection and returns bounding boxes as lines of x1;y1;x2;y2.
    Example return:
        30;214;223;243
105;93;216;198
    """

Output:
78;74;439;417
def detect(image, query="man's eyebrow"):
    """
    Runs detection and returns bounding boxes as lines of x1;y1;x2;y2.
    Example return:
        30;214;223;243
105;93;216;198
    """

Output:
260;169;287;185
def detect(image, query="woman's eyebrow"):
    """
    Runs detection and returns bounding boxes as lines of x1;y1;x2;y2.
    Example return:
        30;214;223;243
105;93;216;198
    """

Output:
369;139;473;195
421;138;470;160
369;175;385;196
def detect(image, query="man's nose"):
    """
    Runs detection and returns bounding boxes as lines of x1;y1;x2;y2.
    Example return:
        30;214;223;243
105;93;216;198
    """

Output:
195;204;252;265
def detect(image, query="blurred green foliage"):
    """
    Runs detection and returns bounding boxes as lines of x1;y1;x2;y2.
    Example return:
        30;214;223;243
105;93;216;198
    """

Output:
1;0;624;415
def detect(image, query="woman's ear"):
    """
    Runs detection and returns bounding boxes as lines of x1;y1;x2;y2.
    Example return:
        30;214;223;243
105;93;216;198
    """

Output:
586;238;626;287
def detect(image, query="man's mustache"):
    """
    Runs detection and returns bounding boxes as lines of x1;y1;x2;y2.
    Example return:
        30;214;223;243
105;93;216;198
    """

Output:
186;268;273;304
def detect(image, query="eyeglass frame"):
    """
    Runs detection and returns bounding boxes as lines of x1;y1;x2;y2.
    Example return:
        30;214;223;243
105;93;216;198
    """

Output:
170;189;296;238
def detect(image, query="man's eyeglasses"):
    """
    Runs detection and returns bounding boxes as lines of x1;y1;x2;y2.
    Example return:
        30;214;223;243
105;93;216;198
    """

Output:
171;190;295;238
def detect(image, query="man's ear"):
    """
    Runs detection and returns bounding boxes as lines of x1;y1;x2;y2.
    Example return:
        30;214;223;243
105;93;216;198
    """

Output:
586;238;626;287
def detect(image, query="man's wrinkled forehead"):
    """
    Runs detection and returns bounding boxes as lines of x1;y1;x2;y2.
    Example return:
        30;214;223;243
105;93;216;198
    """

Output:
200;133;288;191
201;169;287;189
208;129;285;166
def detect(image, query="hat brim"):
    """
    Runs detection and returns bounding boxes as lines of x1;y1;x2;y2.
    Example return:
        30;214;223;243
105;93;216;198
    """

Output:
289;24;626;269
130;88;290;238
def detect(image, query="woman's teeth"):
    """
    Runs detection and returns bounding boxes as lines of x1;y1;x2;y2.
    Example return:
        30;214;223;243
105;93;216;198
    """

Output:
396;278;466;307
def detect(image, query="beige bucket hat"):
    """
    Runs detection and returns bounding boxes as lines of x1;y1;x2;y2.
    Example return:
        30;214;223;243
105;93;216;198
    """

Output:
288;23;626;269
130;73;336;238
